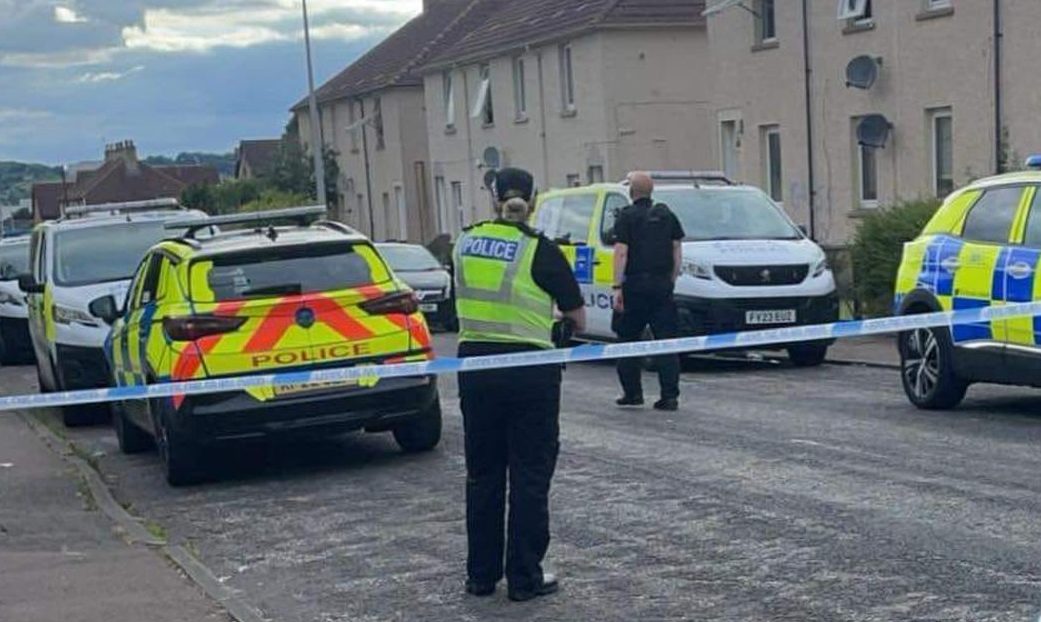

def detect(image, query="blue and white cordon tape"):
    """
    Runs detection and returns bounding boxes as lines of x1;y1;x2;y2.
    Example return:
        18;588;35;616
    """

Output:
3;301;1041;412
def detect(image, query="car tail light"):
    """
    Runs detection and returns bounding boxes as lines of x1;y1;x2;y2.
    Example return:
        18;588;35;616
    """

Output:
163;315;247;342
360;291;419;316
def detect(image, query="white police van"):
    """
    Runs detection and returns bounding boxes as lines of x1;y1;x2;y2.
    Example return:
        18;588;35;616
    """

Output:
533;172;839;366
0;235;32;364
21;199;207;424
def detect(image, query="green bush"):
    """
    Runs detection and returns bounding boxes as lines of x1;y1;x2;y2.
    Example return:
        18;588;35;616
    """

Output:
850;198;941;317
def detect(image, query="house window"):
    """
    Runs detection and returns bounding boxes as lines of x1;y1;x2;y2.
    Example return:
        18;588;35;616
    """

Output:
720;119;740;180
762;126;783;202
347;101;359;152
838;0;872;22
566;174;581;188
512;56;527;121
560;44;576;113
927;0;951;9
451;182;464;227
435;176;448;233
930;108;954;197
394;185;407;241
442;71;455;129
373;97;385;150
472;64;494;126
755;0;777;43
587;165;604;184
858;143;879;207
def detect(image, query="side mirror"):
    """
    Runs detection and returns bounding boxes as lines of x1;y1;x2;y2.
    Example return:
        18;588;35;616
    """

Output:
17;274;43;294
88;295;120;326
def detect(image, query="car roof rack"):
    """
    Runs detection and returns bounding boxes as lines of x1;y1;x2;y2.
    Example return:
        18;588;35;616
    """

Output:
165;205;328;239
622;170;736;187
315;220;362;236
64;198;183;219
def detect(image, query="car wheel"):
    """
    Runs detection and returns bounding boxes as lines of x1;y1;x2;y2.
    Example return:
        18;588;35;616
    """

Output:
898;326;968;410
152;398;207;486
787;343;828;367
393;399;442;453
113;403;152;454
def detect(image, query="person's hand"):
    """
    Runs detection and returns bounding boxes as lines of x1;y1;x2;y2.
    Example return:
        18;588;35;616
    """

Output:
612;289;624;313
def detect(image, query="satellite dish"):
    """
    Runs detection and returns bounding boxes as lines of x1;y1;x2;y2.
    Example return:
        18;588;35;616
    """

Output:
482;169;497;191
846;55;881;90
857;114;892;149
482;147;501;170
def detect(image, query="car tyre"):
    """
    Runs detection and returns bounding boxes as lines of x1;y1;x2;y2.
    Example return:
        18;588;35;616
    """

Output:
113;403;152;454
898;326;968;410
393;399;442;453
787;343;828;367
152;398;207;486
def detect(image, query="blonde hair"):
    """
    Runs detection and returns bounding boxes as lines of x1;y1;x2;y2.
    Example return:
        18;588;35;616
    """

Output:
497;197;531;223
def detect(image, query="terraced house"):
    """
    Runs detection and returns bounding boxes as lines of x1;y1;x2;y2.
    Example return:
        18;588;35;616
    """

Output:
421;0;712;236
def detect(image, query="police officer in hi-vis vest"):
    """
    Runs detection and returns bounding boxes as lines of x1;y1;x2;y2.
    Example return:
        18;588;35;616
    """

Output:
454;167;585;602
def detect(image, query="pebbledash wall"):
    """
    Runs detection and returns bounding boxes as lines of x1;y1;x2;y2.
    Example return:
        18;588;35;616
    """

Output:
422;26;715;236
705;0;1041;247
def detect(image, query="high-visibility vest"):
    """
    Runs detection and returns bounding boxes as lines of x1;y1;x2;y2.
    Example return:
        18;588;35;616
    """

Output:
454;221;554;349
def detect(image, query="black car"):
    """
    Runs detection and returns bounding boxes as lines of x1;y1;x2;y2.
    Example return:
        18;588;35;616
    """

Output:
377;243;457;331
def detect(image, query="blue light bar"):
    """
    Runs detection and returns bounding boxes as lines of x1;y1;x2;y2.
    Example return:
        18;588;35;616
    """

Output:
1025;155;1041;170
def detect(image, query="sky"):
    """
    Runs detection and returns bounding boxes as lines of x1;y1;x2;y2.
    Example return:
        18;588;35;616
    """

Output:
0;0;422;164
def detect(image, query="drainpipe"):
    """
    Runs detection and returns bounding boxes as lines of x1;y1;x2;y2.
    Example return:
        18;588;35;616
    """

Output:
359;98;376;238
993;0;1004;174
801;0;817;241
461;68;477;224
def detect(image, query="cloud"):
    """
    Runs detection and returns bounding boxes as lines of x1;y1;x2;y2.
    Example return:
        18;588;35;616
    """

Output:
77;65;144;83
0;108;53;123
54;6;90;23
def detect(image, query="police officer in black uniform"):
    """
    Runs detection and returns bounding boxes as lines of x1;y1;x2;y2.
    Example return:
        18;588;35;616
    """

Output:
612;171;685;411
454;168;586;602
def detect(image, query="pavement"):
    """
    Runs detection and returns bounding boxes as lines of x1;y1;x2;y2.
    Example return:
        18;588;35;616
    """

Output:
0;369;230;622
2;333;1040;621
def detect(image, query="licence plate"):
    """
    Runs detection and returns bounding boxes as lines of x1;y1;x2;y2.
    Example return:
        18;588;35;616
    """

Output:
745;309;797;325
274;380;359;397
419;303;438;312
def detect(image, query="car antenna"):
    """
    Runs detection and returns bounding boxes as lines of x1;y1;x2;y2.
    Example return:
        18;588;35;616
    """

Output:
266;225;278;241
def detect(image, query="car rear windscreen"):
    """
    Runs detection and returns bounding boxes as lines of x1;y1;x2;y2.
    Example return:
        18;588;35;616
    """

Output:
190;242;389;302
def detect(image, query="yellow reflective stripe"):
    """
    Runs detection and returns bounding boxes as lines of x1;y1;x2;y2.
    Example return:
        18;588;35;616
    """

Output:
924;190;980;236
1010;186;1036;244
895;238;929;296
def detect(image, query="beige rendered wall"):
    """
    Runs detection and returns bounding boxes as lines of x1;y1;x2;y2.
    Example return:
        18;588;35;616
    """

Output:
1000;0;1041;169
708;0;1006;245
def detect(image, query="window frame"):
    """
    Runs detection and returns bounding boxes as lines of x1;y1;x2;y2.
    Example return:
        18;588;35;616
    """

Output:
931;108;954;198
927;0;952;9
857;142;879;208
837;0;871;22
719;119;740;180
762;125;783;204
755;0;778;44
442;70;455;130
451;181;465;229
473;63;495;127
512;56;527;121
559;43;577;114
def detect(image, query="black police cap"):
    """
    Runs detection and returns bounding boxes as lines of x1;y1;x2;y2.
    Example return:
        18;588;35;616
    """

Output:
495;168;535;202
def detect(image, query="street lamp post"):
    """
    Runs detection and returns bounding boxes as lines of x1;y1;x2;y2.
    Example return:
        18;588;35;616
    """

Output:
302;0;328;209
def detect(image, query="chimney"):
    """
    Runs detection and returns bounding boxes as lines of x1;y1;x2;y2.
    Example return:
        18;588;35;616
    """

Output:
104;140;139;173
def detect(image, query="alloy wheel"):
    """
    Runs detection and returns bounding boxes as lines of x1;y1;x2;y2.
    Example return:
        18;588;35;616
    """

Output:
903;328;941;401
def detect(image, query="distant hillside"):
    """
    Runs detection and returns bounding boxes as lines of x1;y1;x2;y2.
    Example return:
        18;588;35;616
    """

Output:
144;152;236;178
0;161;61;205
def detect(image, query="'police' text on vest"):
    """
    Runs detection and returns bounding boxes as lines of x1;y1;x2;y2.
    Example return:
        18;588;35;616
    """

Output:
460;237;520;262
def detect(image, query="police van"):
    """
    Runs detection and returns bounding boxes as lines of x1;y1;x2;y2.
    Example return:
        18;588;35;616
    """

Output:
21;199;207;425
0;234;32;364
533;172;839;365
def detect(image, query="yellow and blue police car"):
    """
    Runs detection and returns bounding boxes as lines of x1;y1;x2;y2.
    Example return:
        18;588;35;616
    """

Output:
89;206;441;485
895;157;1041;409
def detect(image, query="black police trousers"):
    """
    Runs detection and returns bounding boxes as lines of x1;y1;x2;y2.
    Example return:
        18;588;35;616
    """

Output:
614;278;681;400
459;363;561;592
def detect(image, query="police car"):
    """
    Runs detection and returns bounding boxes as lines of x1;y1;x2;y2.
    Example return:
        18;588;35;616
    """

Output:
533;172;838;365
894;158;1041;409
88;206;441;486
0;234;32;364
21;199;207;426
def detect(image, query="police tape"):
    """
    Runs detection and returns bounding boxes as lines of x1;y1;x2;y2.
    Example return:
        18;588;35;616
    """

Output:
2;300;1041;412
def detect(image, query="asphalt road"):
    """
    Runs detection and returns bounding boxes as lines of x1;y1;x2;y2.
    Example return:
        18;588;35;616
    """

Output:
5;335;1041;622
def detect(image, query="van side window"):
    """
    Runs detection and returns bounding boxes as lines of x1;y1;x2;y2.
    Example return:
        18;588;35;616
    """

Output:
601;194;631;245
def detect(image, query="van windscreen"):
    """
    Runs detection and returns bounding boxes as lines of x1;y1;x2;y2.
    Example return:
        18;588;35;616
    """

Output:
655;188;801;242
